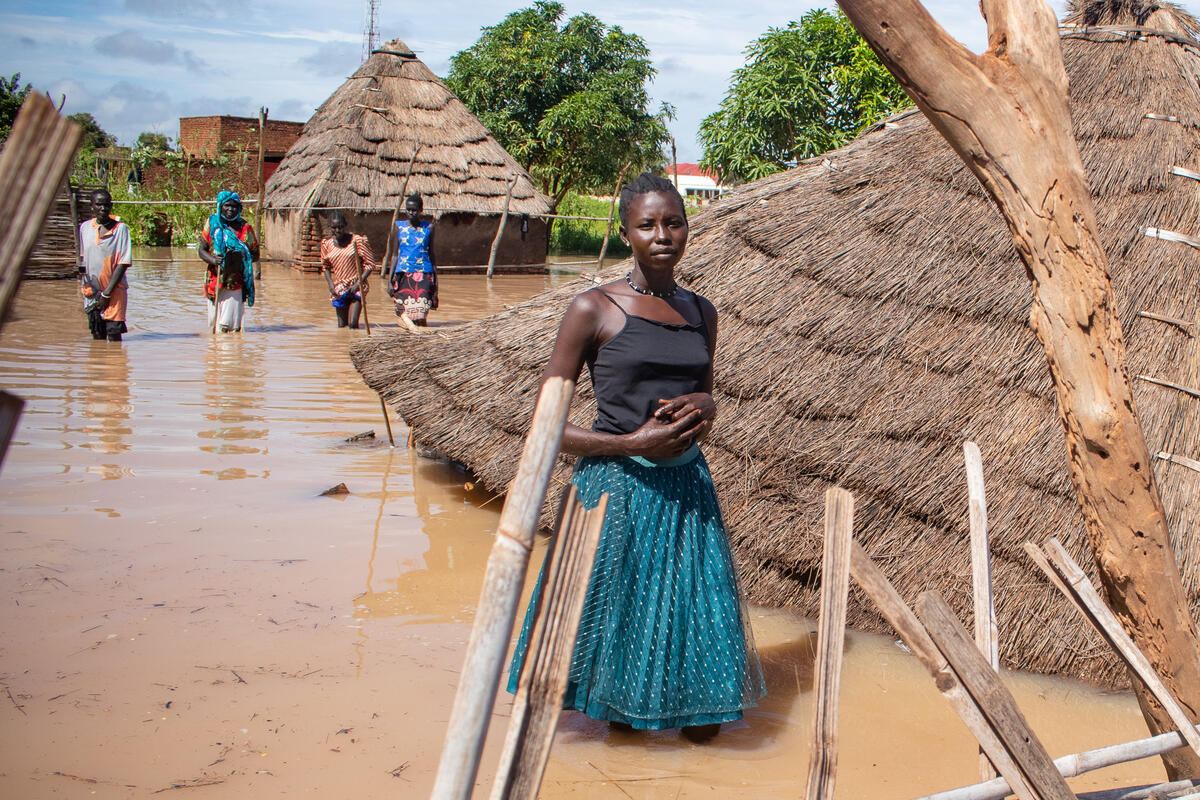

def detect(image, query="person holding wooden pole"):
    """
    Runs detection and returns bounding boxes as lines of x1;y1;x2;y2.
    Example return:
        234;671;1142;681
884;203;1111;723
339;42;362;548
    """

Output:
385;193;437;326
505;173;765;742
198;190;258;334
319;211;375;329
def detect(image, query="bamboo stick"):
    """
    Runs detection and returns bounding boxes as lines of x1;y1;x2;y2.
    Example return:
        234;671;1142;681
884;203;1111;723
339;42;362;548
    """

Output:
381;144;423;280
0;94;82;333
430;378;575;800
918;725;1200;800
964;441;999;781
805;488;854;800
490;487;608;800
1032;539;1200;760
487;175;519;279
379;397;394;447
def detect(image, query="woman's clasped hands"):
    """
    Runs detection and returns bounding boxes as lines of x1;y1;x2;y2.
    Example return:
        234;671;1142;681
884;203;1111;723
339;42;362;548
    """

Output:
624;393;716;459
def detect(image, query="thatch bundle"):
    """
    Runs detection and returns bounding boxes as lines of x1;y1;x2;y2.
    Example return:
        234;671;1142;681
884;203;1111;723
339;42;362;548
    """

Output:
263;38;551;216
351;2;1200;686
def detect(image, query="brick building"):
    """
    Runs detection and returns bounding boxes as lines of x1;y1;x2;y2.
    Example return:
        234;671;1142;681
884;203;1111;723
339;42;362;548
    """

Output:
141;115;305;201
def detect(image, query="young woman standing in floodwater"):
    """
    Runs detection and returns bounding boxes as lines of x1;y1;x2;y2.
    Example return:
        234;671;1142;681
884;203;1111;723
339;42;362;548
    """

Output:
320;211;376;329
386;194;437;326
507;173;765;740
199;191;258;333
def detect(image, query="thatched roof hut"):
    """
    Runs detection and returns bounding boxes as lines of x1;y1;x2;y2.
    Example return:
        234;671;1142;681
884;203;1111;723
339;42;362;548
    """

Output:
350;2;1200;686
263;38;553;271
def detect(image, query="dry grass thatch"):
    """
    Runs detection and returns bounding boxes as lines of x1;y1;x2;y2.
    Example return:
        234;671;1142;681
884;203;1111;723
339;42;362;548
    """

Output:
350;2;1200;686
264;38;552;215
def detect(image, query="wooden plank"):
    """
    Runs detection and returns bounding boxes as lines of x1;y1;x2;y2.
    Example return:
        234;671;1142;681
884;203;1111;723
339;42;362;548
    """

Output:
491;489;608;800
849;542;1040;800
0;94;82;332
430;378;575;800
919;725;1200;800
917;592;1076;800
1037;539;1200;761
964;441;999;781
804;488;854;800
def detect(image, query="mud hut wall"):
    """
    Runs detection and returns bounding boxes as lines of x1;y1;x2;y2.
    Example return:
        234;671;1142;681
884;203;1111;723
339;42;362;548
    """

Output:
263;210;301;262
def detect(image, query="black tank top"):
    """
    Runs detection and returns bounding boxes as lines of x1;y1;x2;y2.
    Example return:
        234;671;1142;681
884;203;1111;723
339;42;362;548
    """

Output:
586;289;711;435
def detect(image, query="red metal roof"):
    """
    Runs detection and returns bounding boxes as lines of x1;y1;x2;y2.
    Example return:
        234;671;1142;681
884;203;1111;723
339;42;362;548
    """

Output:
671;163;719;179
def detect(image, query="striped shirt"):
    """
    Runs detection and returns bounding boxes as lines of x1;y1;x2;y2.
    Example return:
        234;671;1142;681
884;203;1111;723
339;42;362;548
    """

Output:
320;235;377;293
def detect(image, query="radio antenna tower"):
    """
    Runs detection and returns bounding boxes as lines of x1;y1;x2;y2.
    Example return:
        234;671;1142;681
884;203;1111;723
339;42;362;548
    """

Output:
362;0;380;63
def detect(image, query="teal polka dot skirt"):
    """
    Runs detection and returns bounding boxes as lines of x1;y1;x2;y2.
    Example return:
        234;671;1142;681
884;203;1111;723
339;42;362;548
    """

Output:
507;447;766;730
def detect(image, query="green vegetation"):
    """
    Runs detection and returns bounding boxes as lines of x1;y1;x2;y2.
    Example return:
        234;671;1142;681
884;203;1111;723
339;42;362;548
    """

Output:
446;1;672;212
67;112;116;150
550;193;629;256
135;131;172;153
0;73;33;142
699;9;911;182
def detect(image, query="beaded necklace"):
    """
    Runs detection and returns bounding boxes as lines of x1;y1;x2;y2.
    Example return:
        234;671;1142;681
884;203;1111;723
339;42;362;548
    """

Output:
625;271;677;299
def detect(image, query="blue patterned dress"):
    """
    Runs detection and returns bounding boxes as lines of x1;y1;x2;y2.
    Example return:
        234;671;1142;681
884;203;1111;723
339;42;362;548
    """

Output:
389;219;437;321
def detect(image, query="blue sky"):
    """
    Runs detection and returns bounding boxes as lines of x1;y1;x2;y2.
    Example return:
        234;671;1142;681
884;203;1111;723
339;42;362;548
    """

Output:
4;0;1196;162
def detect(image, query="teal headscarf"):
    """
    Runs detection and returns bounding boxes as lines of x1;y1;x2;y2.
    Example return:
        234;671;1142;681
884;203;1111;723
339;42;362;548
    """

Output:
209;190;256;306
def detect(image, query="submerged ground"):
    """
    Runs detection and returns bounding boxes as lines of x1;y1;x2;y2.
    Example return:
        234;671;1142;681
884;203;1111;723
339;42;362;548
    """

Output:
0;249;1166;798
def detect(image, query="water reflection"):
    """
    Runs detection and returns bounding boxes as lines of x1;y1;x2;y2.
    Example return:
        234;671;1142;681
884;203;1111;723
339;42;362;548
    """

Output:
80;340;132;458
198;335;269;461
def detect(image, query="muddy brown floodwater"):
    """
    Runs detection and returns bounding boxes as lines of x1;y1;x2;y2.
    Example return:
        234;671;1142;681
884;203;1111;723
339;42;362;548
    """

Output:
0;248;1167;798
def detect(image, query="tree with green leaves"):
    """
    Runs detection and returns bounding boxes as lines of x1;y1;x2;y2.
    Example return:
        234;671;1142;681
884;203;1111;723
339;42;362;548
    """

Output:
446;1;672;212
135;131;172;153
0;73;34;142
699;9;911;182
68;112;115;151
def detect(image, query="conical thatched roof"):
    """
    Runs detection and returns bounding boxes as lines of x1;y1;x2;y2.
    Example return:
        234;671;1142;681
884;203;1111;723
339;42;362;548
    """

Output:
264;38;552;214
351;2;1200;686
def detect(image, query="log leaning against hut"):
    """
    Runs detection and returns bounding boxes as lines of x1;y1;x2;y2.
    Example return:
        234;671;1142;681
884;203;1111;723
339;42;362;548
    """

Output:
262;38;553;272
350;1;1200;687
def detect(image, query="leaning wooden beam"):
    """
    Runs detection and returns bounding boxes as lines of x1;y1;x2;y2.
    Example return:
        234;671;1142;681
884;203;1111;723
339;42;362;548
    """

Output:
1076;780;1200;800
848;542;1041;800
804;488;854;800
489;487;608;800
917;592;1075;800
430;378;575;800
836;0;1200;776
0;93;82;332
1030;539;1200;760
964;441;999;781
918;725;1200;800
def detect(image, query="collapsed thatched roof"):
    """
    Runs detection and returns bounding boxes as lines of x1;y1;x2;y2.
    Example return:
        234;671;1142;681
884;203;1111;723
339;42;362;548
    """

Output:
264;38;552;215
351;2;1200;686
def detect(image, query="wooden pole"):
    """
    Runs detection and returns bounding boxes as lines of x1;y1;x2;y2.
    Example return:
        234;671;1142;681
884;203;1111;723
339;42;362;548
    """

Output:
255;106;267;250
430;378;575;800
487;175;519;279
489;487;608;800
596;163;630;271
379;398;394;447
964;441;999;781
805;488;854;800
835;0;1200;775
918;724;1200;800
1030;539;1200;760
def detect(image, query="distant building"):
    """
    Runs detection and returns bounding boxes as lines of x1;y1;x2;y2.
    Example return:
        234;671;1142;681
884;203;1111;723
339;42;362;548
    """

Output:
666;163;730;203
141;114;306;202
178;115;305;184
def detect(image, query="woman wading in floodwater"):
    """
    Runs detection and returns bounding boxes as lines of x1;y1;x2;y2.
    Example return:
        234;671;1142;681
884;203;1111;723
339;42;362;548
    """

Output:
507;173;765;740
199;191;258;333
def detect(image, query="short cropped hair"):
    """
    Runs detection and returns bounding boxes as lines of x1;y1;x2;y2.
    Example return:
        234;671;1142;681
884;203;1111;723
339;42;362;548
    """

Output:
618;172;684;227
